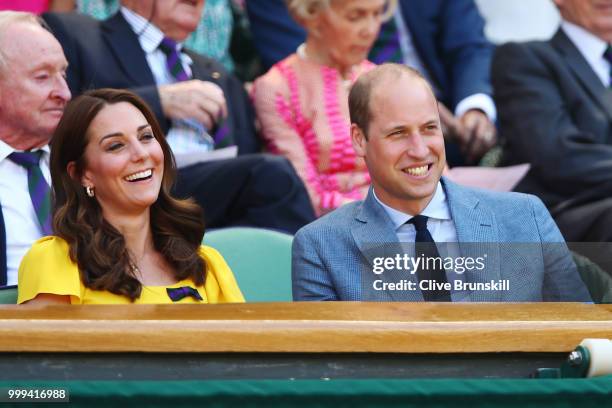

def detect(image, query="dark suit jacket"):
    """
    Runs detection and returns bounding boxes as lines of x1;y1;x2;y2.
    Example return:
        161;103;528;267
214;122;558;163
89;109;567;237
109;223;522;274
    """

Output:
246;0;493;110
492;28;612;209
43;11;259;154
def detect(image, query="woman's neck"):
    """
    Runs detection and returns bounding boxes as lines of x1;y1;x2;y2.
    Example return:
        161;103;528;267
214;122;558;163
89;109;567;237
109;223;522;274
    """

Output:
301;39;354;79
104;210;155;261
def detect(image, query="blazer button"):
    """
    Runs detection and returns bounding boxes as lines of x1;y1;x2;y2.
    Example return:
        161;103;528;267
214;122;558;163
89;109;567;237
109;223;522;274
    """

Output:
211;71;221;79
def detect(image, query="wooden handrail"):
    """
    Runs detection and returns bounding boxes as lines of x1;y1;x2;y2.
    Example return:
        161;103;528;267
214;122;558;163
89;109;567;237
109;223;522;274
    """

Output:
0;302;610;353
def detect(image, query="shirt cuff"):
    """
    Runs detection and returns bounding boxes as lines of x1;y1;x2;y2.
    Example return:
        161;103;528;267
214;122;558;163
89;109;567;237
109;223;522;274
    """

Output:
454;93;497;122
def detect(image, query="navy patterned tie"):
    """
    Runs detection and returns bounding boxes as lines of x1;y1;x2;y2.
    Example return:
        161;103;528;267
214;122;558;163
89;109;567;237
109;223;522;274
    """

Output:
409;215;451;302
167;286;203;302
9;151;52;236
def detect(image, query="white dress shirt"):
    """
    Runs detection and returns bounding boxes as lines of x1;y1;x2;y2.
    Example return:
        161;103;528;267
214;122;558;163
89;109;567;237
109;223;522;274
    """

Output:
373;182;470;301
120;7;215;153
561;20;610;87
393;8;497;121
0;141;51;285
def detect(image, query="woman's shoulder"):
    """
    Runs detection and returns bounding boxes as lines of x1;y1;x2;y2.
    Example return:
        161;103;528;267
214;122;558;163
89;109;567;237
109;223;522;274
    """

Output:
26;236;70;257
197;245;225;265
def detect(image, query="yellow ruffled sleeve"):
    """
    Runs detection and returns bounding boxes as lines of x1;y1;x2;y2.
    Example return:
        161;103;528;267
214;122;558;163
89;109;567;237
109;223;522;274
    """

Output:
17;236;82;304
199;245;245;303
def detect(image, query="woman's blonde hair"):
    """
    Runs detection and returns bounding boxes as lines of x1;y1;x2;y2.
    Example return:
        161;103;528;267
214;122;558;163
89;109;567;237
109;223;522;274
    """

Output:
285;0;397;24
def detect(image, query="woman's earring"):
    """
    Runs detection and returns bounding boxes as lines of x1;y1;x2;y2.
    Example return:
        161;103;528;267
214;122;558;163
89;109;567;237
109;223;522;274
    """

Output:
85;186;95;198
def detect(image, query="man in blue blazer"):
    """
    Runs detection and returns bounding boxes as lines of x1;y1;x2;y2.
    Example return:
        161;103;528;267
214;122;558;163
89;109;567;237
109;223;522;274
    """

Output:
246;0;496;164
292;63;591;302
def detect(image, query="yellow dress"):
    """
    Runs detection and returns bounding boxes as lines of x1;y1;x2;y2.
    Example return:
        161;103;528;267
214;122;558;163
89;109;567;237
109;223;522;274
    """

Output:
17;236;244;304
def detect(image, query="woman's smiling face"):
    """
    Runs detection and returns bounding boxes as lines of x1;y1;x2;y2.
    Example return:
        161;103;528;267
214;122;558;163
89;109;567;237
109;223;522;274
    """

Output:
80;101;165;216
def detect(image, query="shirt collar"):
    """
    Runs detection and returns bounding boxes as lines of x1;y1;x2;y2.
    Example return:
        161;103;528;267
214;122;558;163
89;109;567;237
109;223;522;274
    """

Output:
561;20;608;68
121;6;167;53
0;139;50;162
120;7;192;67
373;181;452;230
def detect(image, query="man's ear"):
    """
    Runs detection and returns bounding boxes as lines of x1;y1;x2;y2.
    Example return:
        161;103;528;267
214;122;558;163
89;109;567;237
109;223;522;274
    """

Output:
351;124;367;158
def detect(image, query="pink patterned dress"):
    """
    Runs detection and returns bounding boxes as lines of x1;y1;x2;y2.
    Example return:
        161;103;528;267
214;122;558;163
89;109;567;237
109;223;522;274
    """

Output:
253;54;373;216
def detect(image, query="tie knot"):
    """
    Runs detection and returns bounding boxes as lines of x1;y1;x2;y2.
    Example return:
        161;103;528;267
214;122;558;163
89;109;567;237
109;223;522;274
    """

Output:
159;37;179;56
9;151;43;168
604;45;612;64
409;215;429;231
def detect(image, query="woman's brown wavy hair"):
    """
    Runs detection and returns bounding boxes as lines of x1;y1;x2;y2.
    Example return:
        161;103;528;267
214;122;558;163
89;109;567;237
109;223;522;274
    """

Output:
50;88;206;301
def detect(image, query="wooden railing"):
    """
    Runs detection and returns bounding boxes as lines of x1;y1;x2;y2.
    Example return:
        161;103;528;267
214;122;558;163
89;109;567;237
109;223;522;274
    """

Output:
0;302;610;353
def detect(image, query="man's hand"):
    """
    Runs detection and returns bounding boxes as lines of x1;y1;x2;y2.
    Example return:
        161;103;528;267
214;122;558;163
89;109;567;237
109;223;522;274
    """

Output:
459;109;497;164
158;80;227;130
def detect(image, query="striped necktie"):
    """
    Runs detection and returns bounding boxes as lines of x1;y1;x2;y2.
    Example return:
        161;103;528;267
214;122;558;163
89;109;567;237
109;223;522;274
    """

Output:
158;37;231;148
158;37;190;82
603;45;612;86
369;18;403;64
8;151;52;236
409;215;451;302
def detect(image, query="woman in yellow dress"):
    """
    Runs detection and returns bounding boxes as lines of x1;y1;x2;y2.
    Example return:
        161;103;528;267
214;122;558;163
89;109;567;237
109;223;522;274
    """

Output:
18;88;244;304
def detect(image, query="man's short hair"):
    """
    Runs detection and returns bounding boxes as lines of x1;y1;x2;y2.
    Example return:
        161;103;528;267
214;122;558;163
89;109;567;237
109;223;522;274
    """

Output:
348;63;432;139
0;11;46;73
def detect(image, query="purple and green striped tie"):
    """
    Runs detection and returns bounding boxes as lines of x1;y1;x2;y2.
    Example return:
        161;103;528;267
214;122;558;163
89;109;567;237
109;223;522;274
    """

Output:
369;18;403;64
9;151;52;236
158;37;231;147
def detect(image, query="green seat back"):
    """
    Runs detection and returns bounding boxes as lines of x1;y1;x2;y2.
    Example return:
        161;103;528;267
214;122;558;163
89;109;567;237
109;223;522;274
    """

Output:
0;286;17;304
203;228;293;302
572;252;612;304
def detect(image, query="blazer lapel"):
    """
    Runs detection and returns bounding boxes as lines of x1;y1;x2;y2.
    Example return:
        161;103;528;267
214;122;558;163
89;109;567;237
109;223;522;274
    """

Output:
443;178;502;301
351;189;423;301
101;13;156;88
552;29;612;121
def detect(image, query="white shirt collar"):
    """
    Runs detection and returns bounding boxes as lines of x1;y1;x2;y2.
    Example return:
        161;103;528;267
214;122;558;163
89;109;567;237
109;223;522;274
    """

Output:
121;6;170;54
561;20;608;79
0;140;50;162
373;181;452;231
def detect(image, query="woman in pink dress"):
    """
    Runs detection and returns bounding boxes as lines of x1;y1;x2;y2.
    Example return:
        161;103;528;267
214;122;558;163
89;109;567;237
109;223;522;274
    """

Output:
253;0;396;216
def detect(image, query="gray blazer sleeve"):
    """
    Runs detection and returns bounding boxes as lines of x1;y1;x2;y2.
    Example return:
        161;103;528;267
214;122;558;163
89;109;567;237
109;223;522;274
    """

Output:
529;195;592;301
291;228;338;301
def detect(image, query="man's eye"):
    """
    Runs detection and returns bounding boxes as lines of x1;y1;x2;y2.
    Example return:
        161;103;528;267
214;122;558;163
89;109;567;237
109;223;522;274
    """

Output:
35;74;49;80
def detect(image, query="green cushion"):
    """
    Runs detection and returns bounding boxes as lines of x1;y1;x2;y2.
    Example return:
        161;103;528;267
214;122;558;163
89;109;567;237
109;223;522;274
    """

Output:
203;227;293;302
572;252;612;304
0;286;17;304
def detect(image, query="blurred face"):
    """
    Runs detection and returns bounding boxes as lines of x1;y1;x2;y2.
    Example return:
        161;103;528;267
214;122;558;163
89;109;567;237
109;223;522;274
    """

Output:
554;0;612;41
127;0;205;41
351;74;446;215
309;0;386;71
80;102;165;217
0;22;70;149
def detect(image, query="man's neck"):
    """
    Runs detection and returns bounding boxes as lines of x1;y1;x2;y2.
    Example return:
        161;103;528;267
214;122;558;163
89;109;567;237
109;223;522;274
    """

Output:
0;131;48;151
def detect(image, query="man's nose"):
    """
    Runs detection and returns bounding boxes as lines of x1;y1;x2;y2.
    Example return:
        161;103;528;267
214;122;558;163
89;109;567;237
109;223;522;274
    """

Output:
52;74;71;102
406;134;429;158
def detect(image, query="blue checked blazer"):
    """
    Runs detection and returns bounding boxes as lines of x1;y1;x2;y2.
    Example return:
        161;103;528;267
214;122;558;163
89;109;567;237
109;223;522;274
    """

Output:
292;178;591;302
